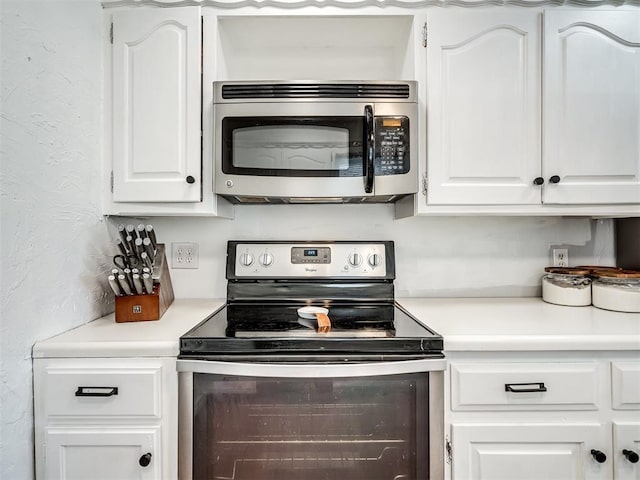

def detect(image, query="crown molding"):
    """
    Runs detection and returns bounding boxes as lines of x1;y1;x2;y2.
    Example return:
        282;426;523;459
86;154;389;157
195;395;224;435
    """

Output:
102;0;640;8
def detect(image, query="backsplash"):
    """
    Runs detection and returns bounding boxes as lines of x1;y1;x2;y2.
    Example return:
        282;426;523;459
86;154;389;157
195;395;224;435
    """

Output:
110;205;615;299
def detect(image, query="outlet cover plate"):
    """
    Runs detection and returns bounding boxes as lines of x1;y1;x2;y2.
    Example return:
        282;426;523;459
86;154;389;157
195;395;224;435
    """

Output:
172;242;199;269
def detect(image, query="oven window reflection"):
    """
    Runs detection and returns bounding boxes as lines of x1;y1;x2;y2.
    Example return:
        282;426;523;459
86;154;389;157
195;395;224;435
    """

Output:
193;373;429;480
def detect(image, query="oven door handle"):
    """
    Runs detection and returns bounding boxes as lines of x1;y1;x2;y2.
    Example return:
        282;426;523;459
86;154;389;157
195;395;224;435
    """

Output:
364;104;375;194
177;358;445;378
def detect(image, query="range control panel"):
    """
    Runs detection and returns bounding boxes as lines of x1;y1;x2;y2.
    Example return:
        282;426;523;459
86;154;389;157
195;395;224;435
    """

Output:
232;242;389;278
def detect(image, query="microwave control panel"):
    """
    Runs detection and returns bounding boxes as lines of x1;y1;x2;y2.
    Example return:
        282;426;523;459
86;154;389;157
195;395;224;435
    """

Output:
375;116;410;176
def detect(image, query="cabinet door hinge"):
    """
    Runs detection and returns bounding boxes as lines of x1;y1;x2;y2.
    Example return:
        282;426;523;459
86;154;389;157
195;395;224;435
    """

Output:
110;171;114;193
422;22;428;48
110;22;114;44
422;174;428;197
446;435;452;464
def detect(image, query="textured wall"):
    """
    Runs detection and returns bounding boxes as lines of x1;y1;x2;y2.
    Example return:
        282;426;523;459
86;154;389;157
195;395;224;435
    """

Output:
0;1;108;479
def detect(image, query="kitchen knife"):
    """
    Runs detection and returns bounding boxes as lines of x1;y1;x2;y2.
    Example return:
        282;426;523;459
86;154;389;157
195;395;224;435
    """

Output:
117;274;132;295
123;268;134;289
134;237;144;259
117;225;128;245
141;252;153;270
142;273;154;294
111;268;121;277
132;274;144;295
108;275;123;296
125;235;135;255
146;225;157;251
143;237;155;259
137;224;147;240
126;224;136;239
115;238;128;256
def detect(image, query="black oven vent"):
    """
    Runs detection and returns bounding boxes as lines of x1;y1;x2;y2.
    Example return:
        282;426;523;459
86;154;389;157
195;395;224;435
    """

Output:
221;83;411;100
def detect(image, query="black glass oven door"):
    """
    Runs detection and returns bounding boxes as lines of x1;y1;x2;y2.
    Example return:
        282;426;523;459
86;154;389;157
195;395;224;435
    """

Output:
192;372;429;480
221;117;365;177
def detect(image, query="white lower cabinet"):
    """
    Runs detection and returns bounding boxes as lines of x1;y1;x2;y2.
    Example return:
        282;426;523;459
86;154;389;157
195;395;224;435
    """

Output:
44;428;159;480
34;358;177;480
447;355;640;480
451;423;611;480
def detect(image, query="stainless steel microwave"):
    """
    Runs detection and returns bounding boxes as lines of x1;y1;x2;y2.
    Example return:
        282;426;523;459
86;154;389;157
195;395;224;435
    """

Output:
213;81;418;203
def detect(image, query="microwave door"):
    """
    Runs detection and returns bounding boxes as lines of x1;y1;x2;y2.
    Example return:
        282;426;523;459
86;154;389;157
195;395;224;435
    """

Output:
215;102;374;200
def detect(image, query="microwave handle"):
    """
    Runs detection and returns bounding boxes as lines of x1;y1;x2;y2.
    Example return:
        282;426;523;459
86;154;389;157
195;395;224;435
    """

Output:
364;105;375;194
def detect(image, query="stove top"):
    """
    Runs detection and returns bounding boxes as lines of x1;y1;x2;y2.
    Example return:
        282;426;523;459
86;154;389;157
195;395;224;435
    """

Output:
179;302;443;358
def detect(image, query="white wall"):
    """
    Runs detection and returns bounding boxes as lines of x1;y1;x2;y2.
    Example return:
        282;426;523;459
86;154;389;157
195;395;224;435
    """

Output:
123;207;615;299
0;2;108;479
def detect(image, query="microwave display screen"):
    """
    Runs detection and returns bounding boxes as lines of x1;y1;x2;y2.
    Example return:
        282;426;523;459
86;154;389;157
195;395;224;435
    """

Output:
222;117;365;177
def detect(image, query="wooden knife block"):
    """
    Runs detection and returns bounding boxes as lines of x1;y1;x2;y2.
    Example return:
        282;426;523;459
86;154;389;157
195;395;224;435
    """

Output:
115;244;175;323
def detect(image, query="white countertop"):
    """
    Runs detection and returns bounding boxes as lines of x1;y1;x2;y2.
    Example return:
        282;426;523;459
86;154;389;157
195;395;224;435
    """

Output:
32;299;225;358
32;297;640;358
398;297;640;352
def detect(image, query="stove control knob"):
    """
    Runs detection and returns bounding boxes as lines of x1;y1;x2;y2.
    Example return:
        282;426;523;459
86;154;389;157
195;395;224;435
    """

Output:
239;253;254;267
347;252;362;267
259;253;273;267
368;253;382;268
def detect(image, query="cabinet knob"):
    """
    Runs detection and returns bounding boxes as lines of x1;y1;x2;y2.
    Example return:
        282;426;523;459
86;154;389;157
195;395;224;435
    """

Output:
549;175;561;184
186;175;196;184
591;449;607;463
533;177;544;186
623;449;639;464
139;452;152;467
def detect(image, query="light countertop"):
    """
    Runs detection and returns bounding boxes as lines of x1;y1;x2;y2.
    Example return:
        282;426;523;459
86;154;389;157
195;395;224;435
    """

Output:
398;297;640;352
32;297;640;358
32;299;225;358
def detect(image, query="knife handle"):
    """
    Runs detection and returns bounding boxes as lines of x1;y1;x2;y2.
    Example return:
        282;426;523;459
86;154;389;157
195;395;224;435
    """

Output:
142;273;154;294
132;274;144;295
117;274;132;295
108;275;123;296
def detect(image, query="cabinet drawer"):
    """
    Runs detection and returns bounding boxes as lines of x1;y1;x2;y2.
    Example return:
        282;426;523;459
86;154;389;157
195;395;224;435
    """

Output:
450;362;600;411
612;362;640;410
43;366;162;418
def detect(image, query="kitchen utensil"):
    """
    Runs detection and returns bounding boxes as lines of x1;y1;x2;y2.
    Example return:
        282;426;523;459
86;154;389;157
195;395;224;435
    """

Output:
132;274;144;295
142;273;153;294
146;225;157;250
108;275;123;296
297;306;331;333
113;254;139;270
117;274;132;295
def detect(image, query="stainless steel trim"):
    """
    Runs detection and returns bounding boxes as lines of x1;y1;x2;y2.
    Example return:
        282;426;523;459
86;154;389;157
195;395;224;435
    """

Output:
430;370;445;480
178;371;193;480
177;358;445;377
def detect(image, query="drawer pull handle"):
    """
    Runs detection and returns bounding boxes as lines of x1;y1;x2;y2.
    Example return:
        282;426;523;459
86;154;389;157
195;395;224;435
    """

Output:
504;382;547;393
75;386;119;397
139;453;152;467
591;449;607;463
623;449;639;464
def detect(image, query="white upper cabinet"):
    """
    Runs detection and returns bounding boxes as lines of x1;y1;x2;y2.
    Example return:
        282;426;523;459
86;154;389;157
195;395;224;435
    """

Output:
112;7;201;203
543;11;640;205
426;11;542;205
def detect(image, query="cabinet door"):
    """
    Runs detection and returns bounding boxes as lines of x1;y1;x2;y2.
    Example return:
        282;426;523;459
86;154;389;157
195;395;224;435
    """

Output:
451;423;612;480
543;11;640;205
613;422;640;480
112;7;201;203
44;428;159;480
426;11;542;205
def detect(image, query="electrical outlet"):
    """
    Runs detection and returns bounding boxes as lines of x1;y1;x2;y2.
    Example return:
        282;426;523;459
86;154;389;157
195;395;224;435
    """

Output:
552;248;569;267
172;242;199;269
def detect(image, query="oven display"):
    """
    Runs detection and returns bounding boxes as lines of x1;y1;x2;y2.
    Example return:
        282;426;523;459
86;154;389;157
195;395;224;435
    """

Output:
291;247;331;264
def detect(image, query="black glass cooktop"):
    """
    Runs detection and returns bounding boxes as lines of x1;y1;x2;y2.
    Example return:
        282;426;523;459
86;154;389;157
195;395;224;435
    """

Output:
179;302;443;358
